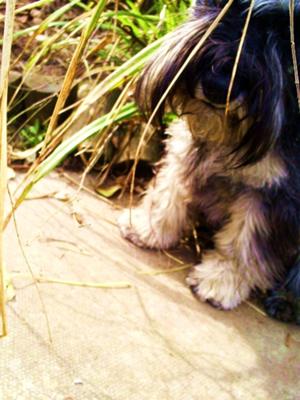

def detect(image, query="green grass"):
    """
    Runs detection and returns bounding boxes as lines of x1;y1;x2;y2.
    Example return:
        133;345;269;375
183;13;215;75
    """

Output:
19;119;46;149
9;0;189;154
5;0;190;224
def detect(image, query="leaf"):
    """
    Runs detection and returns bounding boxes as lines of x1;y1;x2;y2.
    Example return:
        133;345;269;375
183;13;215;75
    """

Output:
96;184;122;198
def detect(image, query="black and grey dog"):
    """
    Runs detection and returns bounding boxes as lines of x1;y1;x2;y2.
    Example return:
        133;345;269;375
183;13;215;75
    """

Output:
119;0;300;324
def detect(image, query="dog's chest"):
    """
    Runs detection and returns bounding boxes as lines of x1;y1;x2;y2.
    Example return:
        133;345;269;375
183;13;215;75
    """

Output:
191;149;287;228
193;175;241;228
193;144;287;188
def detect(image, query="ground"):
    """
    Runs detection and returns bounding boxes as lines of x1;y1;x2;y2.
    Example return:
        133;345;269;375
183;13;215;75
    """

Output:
1;172;300;400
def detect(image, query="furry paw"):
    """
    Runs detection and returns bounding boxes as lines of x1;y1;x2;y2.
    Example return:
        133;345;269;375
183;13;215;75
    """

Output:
186;252;251;310
264;290;300;324
118;208;179;250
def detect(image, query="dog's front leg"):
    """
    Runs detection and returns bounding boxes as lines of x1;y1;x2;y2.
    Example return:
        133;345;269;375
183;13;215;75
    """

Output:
187;191;275;309
119;120;197;249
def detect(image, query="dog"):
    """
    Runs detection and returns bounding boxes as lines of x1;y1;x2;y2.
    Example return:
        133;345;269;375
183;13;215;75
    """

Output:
118;0;300;324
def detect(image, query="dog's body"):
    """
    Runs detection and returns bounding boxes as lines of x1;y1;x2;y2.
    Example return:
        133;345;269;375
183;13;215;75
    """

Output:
119;0;300;323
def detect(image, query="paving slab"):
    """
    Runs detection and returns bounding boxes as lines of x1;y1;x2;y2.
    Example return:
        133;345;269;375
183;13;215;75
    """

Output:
1;172;299;400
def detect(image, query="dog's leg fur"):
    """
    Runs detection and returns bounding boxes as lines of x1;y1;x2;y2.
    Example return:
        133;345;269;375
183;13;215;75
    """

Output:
119;120;198;249
187;191;275;309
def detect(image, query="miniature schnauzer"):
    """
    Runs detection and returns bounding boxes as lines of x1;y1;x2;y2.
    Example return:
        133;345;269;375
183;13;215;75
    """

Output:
119;0;300;324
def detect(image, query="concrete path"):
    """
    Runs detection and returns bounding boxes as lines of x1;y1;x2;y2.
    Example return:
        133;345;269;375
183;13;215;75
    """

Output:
1;172;299;400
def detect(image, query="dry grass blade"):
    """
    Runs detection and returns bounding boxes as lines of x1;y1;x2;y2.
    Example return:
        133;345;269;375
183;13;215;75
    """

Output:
8;187;53;342
245;301;267;317
289;0;300;110
139;264;191;276
129;0;235;209
78;76;136;190
0;0;16;337
17;0;80;68
225;0;255;114
14;275;132;289
162;250;185;265
43;0;107;144
64;36;163;134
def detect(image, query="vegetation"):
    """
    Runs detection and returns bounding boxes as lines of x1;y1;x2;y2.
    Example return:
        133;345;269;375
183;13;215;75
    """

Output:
0;0;191;336
6;0;190;190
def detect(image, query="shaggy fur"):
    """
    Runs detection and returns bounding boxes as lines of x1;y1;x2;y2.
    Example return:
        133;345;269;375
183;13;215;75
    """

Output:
119;0;300;323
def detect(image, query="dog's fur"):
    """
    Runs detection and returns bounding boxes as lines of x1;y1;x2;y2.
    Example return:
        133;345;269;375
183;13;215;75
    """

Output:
119;0;300;323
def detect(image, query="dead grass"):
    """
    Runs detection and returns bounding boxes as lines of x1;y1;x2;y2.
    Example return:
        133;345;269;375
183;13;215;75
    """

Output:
0;0;16;337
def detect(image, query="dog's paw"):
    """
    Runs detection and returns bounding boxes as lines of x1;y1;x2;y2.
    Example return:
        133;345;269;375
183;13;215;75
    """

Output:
264;290;300;324
118;208;150;248
186;252;251;310
118;208;178;250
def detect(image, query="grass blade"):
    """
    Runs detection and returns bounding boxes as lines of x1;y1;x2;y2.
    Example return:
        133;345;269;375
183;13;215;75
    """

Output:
0;0;16;337
4;102;138;229
44;0;107;142
70;37;163;124
34;102;138;182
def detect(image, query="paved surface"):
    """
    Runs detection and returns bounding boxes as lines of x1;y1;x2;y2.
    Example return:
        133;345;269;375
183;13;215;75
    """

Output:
1;172;300;400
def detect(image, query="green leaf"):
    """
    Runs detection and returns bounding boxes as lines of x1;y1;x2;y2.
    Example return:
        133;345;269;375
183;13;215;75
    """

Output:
96;184;122;198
